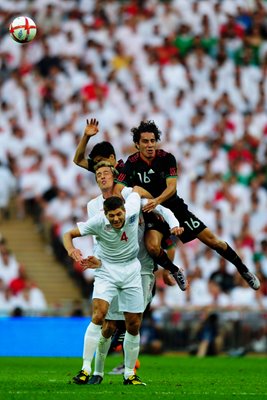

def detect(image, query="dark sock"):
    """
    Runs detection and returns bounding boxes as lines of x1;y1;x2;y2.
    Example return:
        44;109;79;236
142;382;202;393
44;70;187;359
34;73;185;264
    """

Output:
215;243;248;274
109;320;126;352
152;249;178;274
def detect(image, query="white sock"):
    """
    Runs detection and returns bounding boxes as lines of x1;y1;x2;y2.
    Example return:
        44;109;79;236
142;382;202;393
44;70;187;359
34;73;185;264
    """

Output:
82;322;102;374
94;334;112;377
123;331;140;379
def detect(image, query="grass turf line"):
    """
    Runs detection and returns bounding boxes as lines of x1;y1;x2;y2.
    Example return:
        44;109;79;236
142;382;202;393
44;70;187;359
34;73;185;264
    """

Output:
0;355;266;400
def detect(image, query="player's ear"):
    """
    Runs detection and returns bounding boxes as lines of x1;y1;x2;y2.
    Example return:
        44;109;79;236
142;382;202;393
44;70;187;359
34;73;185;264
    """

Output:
135;143;139;150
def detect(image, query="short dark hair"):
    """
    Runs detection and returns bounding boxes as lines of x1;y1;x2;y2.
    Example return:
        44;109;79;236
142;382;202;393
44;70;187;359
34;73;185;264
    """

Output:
89;141;116;160
103;196;124;213
131;120;162;143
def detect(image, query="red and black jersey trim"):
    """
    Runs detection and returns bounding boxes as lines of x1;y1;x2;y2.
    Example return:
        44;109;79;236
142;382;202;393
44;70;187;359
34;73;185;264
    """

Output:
128;152;140;163
157;149;169;158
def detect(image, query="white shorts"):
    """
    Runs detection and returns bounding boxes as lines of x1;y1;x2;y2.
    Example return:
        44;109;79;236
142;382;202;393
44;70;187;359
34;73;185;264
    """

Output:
106;296;124;321
105;271;155;320
93;258;144;314
142;272;155;308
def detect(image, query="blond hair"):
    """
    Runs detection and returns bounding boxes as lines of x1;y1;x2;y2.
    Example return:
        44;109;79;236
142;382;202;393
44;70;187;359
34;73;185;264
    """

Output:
94;161;119;177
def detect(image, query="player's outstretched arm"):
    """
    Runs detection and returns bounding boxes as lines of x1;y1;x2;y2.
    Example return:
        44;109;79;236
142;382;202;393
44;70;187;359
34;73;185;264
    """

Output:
73;118;99;169
132;185;153;199
142;177;177;212
63;228;83;262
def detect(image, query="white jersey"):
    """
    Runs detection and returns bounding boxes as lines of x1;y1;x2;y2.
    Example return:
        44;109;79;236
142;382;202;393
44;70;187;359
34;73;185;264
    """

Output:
86;186;180;274
87;187;155;274
78;192;140;264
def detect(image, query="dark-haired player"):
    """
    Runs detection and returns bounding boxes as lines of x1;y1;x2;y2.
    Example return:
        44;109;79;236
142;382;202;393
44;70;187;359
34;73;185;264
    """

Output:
63;193;147;386
115;120;260;291
77;161;182;385
73;118;124;173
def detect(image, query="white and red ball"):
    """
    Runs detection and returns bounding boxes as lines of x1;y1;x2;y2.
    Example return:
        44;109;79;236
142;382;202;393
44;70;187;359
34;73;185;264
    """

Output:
9;16;37;43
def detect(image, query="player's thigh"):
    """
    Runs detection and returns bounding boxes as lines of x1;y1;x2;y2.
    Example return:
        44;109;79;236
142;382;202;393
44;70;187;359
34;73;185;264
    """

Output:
144;229;163;250
144;212;170;242
91;298;110;322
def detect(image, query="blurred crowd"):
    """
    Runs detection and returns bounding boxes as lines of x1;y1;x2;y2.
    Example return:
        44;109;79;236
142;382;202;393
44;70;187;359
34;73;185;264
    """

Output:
0;234;47;315
1;0;267;317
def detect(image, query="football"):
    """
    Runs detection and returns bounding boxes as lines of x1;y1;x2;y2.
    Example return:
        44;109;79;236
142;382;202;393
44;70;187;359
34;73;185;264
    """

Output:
9;16;37;43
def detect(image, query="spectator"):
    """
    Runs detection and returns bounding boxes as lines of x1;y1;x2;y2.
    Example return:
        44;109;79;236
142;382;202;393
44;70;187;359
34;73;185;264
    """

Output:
0;161;16;219
189;312;224;357
209;258;235;293
0;248;22;288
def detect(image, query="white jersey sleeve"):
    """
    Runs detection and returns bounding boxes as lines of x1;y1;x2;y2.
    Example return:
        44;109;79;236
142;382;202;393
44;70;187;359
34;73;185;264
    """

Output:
77;213;103;237
125;192;141;216
141;199;179;230
121;186;133;201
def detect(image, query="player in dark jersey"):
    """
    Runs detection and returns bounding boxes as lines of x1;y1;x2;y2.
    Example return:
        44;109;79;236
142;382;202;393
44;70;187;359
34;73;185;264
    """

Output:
115;120;260;291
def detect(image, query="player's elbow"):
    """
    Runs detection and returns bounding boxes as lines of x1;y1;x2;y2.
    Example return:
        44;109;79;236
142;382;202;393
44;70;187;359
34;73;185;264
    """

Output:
73;157;87;170
73;155;81;166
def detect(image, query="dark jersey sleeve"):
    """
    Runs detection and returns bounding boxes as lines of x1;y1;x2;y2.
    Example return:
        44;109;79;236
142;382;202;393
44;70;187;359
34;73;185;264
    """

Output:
115;159;125;174
164;152;178;179
116;159;134;187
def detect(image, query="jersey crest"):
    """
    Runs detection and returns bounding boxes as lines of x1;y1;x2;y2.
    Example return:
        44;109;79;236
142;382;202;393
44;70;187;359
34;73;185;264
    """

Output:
129;215;137;224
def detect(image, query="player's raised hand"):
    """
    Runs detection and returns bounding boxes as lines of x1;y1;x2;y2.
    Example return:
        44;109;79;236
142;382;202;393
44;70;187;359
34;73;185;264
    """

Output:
84;118;99;137
81;255;102;270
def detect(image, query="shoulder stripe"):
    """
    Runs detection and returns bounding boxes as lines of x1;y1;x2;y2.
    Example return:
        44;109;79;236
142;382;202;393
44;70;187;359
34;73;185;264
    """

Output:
116;173;127;183
128;152;140;162
157;149;169;158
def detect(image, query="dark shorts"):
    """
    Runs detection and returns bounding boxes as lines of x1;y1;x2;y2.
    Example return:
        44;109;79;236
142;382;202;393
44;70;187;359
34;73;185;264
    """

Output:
174;208;206;243
143;212;175;249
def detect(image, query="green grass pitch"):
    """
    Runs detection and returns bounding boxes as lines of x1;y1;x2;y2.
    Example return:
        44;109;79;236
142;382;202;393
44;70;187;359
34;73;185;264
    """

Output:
1;354;266;400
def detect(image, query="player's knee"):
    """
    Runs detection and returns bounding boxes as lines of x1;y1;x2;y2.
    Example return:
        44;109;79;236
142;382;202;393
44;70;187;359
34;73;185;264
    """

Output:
200;229;222;250
145;241;160;257
126;318;141;336
209;237;224;250
92;311;106;325
102;320;117;337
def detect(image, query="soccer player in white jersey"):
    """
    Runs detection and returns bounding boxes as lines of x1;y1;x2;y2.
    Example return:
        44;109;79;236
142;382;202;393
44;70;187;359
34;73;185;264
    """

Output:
63;168;182;386
84;162;182;384
64;193;146;385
